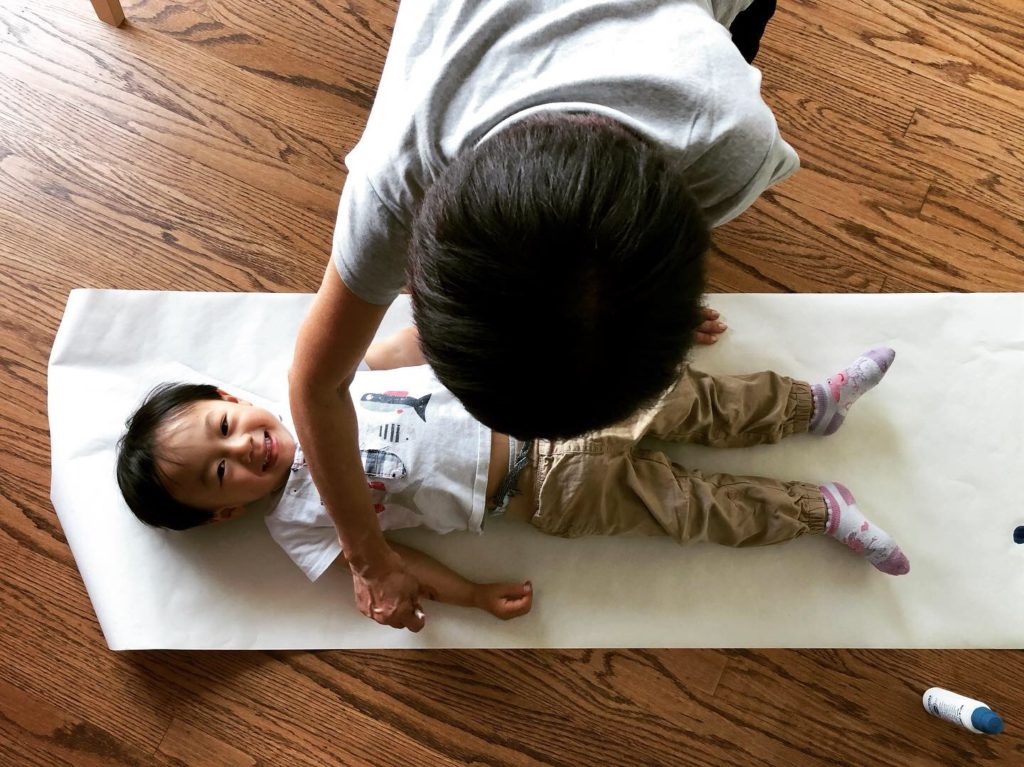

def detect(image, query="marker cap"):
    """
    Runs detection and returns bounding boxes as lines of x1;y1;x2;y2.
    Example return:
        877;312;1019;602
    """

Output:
971;708;1004;734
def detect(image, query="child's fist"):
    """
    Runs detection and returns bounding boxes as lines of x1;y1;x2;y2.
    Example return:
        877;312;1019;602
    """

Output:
476;581;533;620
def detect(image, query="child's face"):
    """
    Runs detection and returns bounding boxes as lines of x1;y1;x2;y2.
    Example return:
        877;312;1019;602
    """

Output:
156;392;297;520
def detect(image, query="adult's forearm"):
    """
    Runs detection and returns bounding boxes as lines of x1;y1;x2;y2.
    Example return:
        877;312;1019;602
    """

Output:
288;371;395;576
287;266;423;629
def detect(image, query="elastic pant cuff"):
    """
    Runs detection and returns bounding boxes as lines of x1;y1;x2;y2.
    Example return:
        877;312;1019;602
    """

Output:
801;483;828;534
785;380;814;436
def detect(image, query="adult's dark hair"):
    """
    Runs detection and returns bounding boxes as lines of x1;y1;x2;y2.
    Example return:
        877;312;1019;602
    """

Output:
115;382;222;530
409;112;710;439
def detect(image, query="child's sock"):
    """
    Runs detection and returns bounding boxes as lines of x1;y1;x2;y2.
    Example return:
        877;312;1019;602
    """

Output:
809;347;895;436
820;482;910;575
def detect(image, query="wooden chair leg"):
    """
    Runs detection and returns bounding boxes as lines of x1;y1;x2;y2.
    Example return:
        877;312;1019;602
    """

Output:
90;0;125;26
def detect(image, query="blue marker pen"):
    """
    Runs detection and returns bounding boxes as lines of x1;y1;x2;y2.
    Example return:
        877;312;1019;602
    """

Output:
923;687;1004;734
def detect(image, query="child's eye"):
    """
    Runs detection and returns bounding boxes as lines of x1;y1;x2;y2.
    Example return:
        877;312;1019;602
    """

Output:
217;460;225;483
220;415;228;436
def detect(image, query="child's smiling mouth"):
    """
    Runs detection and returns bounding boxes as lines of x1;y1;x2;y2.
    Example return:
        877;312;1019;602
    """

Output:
262;431;277;472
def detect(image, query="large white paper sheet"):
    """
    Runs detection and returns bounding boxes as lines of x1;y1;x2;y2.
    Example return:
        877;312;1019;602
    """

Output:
48;290;1024;649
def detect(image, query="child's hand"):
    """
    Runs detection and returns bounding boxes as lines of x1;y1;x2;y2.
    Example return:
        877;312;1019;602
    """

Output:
475;581;533;620
694;306;727;345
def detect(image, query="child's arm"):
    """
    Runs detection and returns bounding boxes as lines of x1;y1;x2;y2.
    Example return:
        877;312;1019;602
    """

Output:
363;326;425;370
386;542;533;621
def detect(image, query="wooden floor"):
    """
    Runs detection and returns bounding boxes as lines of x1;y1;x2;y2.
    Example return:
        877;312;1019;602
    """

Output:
2;0;1022;764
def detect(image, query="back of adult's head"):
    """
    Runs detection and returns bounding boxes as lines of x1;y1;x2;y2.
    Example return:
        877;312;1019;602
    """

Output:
409;112;710;439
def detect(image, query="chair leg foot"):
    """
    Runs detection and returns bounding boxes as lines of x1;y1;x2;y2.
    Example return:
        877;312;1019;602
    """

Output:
90;0;126;27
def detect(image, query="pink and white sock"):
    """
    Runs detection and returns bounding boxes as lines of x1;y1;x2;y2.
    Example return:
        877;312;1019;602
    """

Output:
809;347;895;436
820;482;910;575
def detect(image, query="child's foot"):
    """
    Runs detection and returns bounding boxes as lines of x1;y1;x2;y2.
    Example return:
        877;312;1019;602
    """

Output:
809;347;895;435
475;581;533;620
820;482;910;575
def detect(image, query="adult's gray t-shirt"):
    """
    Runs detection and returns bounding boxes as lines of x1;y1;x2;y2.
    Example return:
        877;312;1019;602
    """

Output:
333;0;799;305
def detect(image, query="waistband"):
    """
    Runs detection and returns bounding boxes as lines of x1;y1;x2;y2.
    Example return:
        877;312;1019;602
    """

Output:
488;436;534;514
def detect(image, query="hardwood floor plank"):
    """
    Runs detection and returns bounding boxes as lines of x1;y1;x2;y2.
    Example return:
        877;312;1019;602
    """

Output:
0;114;336;292
903;106;1024;200
918;186;1024;257
118;0;397;109
706;241;801;294
916;0;1024;52
0;629;171;763
760;176;1020;293
757;80;928;214
866;203;1024;291
329;649;733;766
157;718;257;767
763;10;1024;220
715;192;891;294
807;0;1023;117
1;6;357;216
0;674;178;767
132;651;474;767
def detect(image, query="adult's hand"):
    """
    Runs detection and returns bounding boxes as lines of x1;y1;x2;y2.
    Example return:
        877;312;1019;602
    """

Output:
694;306;728;345
353;554;426;631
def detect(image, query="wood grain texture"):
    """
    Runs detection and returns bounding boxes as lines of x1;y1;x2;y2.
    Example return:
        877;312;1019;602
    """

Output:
2;0;1022;764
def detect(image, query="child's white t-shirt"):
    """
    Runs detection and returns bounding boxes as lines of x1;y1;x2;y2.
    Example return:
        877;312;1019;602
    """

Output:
263;365;491;581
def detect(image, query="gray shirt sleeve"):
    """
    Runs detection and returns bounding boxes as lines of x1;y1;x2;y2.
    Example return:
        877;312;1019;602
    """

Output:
705;0;758;27
703;130;798;226
331;165;411;306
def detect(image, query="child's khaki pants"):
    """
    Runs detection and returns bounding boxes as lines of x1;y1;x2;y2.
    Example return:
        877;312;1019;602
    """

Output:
524;366;828;546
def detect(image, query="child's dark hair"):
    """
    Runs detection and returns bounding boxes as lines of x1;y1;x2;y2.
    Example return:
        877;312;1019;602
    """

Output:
409;112;710;439
116;382;222;530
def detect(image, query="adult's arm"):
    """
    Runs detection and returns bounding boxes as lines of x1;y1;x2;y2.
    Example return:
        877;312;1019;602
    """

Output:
289;264;425;631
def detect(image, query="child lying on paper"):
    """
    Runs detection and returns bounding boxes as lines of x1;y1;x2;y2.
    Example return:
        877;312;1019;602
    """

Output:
115;328;909;623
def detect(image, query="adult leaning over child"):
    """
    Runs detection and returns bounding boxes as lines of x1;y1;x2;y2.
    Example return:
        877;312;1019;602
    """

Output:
290;0;797;631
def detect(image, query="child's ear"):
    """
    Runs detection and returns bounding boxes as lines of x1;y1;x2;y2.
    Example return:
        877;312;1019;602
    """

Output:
216;388;240;404
216;388;251;406
210;506;246;523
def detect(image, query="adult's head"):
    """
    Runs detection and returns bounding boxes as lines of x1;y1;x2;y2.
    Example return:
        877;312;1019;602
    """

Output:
409;112;710;439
